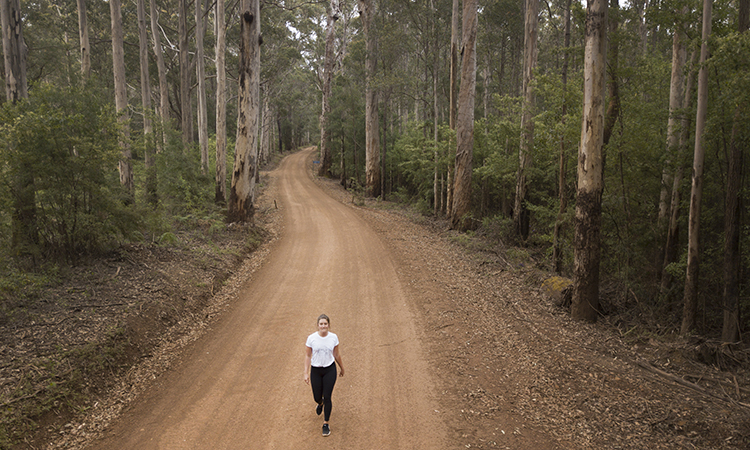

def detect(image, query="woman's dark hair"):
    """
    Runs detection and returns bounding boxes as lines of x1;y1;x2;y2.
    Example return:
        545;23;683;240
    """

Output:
317;314;330;325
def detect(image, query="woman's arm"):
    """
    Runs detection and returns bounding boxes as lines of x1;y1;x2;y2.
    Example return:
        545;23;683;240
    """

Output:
303;346;312;384
333;345;344;377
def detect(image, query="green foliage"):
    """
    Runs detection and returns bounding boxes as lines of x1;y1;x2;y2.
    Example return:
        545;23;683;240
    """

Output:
0;84;140;263
391;123;438;204
481;214;515;246
153;136;215;217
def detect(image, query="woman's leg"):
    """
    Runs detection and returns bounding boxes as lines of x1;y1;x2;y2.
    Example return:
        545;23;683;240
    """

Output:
310;367;324;406
321;364;337;422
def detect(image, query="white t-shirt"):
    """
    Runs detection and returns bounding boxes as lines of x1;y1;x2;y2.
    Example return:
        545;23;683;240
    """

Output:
306;332;339;368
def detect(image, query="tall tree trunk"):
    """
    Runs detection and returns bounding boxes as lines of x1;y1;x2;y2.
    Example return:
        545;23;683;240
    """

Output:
450;0;477;231
76;0;90;79
553;0;572;274
681;0;712;335
215;0;227;204
110;0;133;198
359;0;380;198
381;91;388;199
658;8;688;287
602;0;620;148
196;0;209;174
432;0;439;216
228;1;261;223
340;120;346;187
137;0;156;205
446;0;460;219
179;0;193;144
260;96;273;163
632;0;649;55
721;0;748;342
658;12;687;232
482;59;490;120
319;0;339;177
514;0;539;241
2;0;36;258
433;69;440;215
150;0;170;149
571;0;607;323
2;0;27;102
662;48;699;291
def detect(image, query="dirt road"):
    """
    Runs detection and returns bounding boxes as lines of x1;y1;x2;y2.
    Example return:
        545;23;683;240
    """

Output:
84;147;750;450
89;149;447;449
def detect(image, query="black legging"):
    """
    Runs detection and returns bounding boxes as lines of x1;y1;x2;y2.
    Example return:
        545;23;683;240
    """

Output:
310;363;337;421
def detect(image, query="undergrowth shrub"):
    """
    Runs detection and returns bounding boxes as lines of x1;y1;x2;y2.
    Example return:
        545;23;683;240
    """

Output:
0;84;141;264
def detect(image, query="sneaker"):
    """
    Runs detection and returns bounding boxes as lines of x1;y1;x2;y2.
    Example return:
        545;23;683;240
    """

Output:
322;424;331;437
316;402;323;416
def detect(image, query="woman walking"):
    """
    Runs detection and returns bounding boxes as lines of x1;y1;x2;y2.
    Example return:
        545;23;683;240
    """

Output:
304;314;345;436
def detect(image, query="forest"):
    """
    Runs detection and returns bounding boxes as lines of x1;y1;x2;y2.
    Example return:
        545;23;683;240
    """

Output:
1;0;749;368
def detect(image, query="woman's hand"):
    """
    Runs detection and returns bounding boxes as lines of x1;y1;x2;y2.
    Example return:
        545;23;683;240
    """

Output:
304;346;312;384
333;345;344;377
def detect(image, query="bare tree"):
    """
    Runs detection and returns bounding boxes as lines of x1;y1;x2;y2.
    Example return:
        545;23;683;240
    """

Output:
228;0;261;223
76;0;90;78
2;0;35;255
110;0;133;197
450;0;477;231
2;0;27;102
662;48;699;291
514;0;539;241
432;0;440;216
319;0;339;177
446;0;460;216
196;0;209;174
571;0;607;323
359;0;380;198
553;0;572;274
215;0;227;204
658;9;688;233
150;0;170;148
179;0;193;144
681;0;712;335
137;0;156;204
721;0;748;342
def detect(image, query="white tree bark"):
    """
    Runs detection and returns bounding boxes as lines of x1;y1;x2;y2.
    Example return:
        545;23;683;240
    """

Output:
196;0;209;174
150;0;170;149
110;0;133;196
215;0;227;204
446;0;460;217
359;0;381;198
318;0;339;177
76;0;90;78
179;0;192;143
661;48;698;290
681;0;712;335
514;0;539;240
658;22;687;228
571;0;607;323
137;0;155;202
432;0;439;216
261;95;272;165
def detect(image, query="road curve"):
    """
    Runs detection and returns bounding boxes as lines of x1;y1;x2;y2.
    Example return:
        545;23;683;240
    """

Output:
88;148;447;449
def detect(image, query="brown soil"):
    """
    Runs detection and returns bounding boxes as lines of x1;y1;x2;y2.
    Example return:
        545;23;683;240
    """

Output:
2;148;749;449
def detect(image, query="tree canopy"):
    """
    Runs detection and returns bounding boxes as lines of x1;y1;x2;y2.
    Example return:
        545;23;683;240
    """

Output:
1;0;749;340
